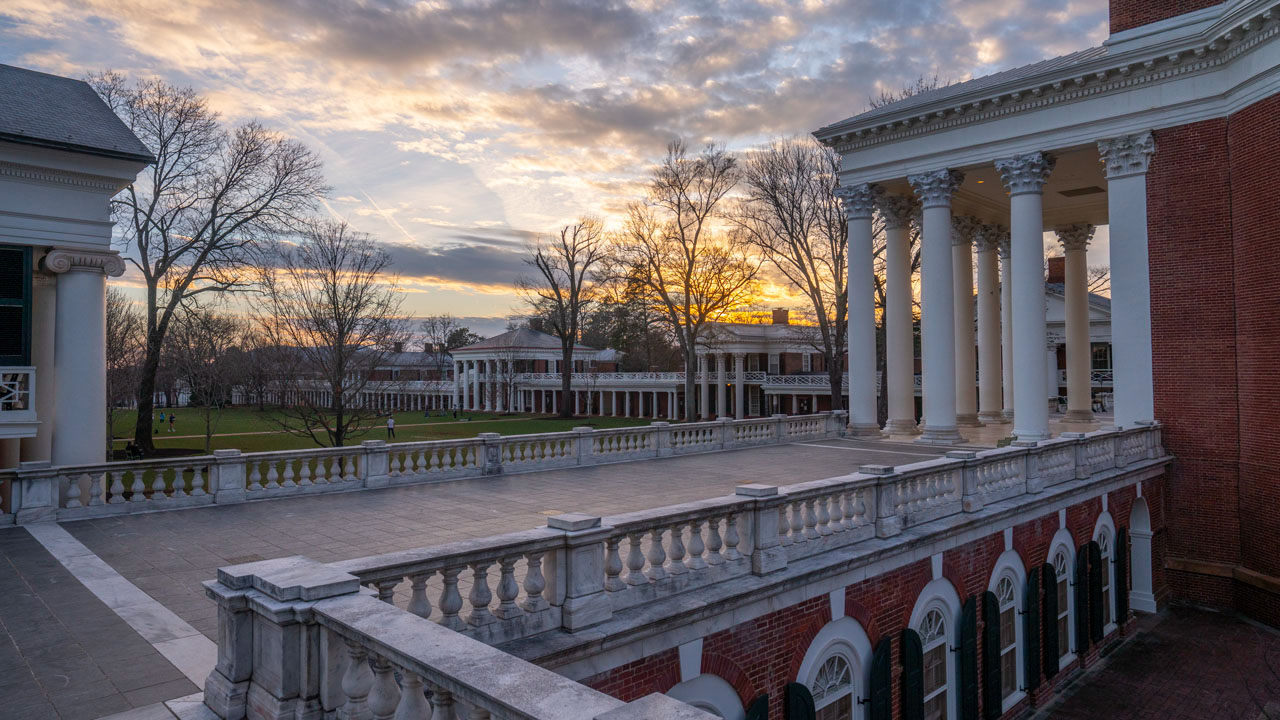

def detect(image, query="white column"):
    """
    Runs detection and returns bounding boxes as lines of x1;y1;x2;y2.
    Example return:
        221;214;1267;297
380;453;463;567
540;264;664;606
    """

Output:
45;250;124;465
715;354;727;418
791;394;798;415
470;360;479;411
21;273;56;461
551;388;558;414
998;237;1015;420
836;183;884;436
907;169;965;445
878;195;919;435
975;225;1008;424
952;216;981;426
1058;224;1096;423
1046;342;1060;405
670;391;677;419
625;391;631;417
651;391;658;419
732;353;746;420
1099;132;1156;428
698;353;710;419
996;151;1056;442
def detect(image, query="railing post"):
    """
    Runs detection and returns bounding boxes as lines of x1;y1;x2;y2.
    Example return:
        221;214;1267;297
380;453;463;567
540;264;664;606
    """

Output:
203;557;361;720
546;513;613;631
737;484;787;575
13;461;55;524
718;417;733;450
829;410;848;438
860;465;901;538
1060;432;1090;479
772;414;788;444
948;451;983;512
211;450;247;504
361;440;390;488
572;427;596;466
651;422;672;458
479;433;503;475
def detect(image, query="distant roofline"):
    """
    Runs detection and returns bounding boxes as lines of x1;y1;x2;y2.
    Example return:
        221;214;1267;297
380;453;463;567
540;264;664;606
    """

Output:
0;130;155;164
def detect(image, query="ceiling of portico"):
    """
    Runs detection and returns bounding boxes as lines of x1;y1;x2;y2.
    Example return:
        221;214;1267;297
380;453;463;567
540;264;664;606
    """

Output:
878;145;1109;230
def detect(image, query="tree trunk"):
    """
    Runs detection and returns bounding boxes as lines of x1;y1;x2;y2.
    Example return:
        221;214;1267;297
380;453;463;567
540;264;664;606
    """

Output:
827;356;844;412
133;338;162;453
876;322;888;426
683;345;697;421
559;346;573;419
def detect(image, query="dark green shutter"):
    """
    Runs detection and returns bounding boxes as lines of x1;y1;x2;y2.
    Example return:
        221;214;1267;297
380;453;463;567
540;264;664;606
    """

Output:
960;596;979;720
746;693;769;720
1116;528;1130;622
1024;568;1041;691
1075;546;1090;653
981;591;1002;720
901;628;925;720
1041;563;1059;678
0;245;32;366
869;637;893;720
785;682;815;720
1088;541;1105;642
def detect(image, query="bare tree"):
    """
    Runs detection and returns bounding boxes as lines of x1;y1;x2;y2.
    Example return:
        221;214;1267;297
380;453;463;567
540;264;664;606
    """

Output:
106;288;144;455
868;72;950;109
1088;265;1111;296
420;314;462;378
167;305;244;453
613;141;759;420
256;221;408;447
89;72;327;453
735;137;850;409
520;218;607;418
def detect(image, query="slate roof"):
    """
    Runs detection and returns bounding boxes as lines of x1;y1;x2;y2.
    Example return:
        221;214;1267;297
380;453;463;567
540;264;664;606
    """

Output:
816;46;1109;137
455;327;596;353
0;64;153;163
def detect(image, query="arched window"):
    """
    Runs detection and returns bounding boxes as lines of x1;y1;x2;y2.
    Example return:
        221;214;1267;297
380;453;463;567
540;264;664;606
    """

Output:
1052;547;1073;661
920;609;948;720
812;654;854;720
1097;529;1114;628
667;674;745;720
996;576;1018;701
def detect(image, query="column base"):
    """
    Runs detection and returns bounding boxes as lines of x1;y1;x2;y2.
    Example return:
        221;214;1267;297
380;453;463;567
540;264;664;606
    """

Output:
1001;409;1014;421
978;411;1009;424
914;425;966;445
1012;429;1051;443
846;423;887;438
883;418;921;435
1062;409;1095;423
955;413;984;427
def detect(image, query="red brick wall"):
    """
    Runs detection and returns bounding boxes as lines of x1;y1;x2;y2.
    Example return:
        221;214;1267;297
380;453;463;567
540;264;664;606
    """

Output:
1227;94;1280;626
1110;0;1222;34
582;480;1160;718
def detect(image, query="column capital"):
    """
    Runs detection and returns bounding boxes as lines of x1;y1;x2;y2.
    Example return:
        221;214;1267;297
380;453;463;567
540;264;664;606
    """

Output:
41;248;125;277
835;183;883;220
907;169;965;209
974;223;1007;253
877;194;917;230
994;152;1056;196
1055;223;1095;252
951;215;980;246
1098;131;1155;179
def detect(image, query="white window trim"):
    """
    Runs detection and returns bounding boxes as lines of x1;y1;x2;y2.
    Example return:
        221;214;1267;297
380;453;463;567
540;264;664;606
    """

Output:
667;674;745;720
1093;511;1119;637
1048;527;1078;667
796;617;875;720
986;550;1027;713
908;578;962;720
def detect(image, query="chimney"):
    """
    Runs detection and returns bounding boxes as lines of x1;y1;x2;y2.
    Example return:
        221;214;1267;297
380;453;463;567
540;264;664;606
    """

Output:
772;309;790;325
392;341;404;353
1046;256;1065;285
529;317;545;332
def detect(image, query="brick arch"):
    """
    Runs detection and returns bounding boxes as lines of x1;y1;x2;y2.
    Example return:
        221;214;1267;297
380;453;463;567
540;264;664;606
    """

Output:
844;595;883;647
700;651;758;709
941;555;971;599
787;612;833;681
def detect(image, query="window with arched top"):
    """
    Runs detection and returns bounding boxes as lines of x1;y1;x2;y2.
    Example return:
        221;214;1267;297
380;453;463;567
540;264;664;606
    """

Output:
995;576;1018;701
812;654;854;720
920;608;948;720
1097;528;1114;628
1052;548;1073;661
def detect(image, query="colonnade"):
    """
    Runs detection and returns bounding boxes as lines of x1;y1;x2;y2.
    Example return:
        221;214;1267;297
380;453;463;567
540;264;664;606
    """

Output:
841;132;1156;443
696;352;748;420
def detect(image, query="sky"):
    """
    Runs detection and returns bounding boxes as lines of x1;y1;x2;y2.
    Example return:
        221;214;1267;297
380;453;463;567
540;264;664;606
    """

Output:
1;0;1111;332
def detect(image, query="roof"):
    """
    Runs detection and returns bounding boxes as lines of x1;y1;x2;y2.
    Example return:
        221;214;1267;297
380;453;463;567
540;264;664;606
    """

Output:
815;46;1109;138
0;64;154;163
1045;282;1112;311
455;327;596;353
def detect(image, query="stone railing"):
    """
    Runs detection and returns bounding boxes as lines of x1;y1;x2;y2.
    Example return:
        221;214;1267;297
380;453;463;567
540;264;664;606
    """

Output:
0;366;35;412
200;424;1167;719
5;412;847;524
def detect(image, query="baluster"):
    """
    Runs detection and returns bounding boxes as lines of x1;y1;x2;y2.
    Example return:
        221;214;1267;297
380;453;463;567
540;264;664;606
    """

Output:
108;471;127;504
375;580;398;605
790;500;807;543
407;572;433;619
816;494;832;536
429;687;455;720
413;450;425;476
842;490;858;530
393;673;430;720
724;513;742;560
685;520;707;570
88;473;105;506
312;458;327;484
190;465;206;496
343;455;356;482
492;557;521;619
828;491;845;533
429;449;441;473
604;537;626;591
803;498;820;540
624;532;647;585
265;461;280;490
522;551;548;612
778;504;793;546
646;527;668;581
438;567;465;630
248;462;263;491
467;562;495;626
340;639;374;720
149;469;166;500
666;524;687;575
281;460;296;488
298;459;313;487
130;472;146;502
65;475;82;508
369;654;401;720
705;517;724;566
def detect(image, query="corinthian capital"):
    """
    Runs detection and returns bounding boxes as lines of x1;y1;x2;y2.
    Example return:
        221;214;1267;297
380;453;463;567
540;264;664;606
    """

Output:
877;194;917;230
974;223;1007;253
835;183;883;220
1055;224;1095;252
42;249;126;277
1098;131;1155;179
951;215;980;246
907;169;965;209
994;152;1056;196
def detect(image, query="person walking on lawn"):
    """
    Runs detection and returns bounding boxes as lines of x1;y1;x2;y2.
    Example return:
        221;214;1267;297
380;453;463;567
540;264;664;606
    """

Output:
387;415;396;439
169;413;176;433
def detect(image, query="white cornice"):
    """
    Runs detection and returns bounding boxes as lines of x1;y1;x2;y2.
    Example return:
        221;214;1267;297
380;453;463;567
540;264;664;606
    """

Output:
817;0;1280;154
0;160;123;193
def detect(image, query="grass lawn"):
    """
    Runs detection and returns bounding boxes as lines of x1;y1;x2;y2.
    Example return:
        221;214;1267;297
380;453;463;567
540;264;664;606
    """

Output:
111;406;669;456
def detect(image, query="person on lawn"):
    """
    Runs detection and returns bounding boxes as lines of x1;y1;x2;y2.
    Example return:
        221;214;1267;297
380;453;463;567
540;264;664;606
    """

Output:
169;414;176;433
387;415;396;439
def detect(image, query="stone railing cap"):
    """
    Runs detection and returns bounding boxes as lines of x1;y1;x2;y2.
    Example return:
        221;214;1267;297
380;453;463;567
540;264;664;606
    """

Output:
217;556;359;601
212;449;242;458
858;464;895;475
548;513;602;531
735;483;778;497
945;450;978;459
595;694;718;719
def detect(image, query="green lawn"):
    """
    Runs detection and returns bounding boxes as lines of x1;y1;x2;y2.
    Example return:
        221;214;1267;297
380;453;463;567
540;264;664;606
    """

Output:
111;407;668;456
